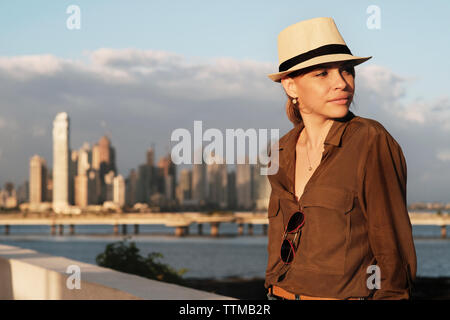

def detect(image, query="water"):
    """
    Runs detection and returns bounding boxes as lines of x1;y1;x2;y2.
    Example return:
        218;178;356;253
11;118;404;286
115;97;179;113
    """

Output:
0;223;448;279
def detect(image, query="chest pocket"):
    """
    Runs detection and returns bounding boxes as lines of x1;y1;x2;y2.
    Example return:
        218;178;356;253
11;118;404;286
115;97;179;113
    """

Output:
290;185;355;276
301;185;354;213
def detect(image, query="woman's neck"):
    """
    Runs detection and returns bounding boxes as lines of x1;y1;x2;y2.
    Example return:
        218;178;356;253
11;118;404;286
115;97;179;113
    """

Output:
299;116;334;149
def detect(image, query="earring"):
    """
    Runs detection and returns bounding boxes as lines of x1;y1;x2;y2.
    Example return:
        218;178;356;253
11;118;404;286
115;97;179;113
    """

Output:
292;98;297;104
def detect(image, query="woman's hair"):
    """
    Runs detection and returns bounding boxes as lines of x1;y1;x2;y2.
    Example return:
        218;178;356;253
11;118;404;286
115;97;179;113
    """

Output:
284;64;356;125
285;93;303;126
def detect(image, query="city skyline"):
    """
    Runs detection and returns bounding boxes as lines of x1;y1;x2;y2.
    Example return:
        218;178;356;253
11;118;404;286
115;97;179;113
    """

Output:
1;2;450;203
2;109;449;210
6;111;271;212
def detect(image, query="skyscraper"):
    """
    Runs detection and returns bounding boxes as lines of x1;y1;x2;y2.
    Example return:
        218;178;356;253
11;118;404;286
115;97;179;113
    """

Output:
77;143;91;175
236;161;254;210
96;136;117;202
113;175;125;208
92;143;100;170
69;150;78;205
147;147;155;167
252;163;271;211
206;152;228;208
137;163;152;203
74;143;93;207
158;154;176;201
176;169;192;204
125;169;138;206
74;174;89;207
98;136;116;175
192;162;207;205
104;170;115;202
29;155;47;204
52;112;70;213
227;171;237;209
87;169;101;205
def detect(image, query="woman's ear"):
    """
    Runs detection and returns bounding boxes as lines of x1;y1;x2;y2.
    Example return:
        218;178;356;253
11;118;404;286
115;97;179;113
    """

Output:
281;77;298;99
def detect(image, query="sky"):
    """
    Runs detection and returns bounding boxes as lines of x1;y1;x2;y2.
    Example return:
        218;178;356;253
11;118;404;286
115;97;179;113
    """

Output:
0;1;449;203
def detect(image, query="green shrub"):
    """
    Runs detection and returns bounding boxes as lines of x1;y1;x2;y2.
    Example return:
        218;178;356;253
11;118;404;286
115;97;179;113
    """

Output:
96;238;187;285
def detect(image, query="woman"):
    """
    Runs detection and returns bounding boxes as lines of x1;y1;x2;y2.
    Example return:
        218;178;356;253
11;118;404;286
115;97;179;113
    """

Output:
265;17;417;300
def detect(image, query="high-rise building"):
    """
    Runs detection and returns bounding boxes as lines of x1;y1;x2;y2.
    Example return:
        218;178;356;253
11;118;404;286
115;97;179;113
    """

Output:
29;155;47;204
92;143;100;170
17;181;29;205
113;175;125;208
192;162;207;204
69;150;78;205
98;136;116;174
252;163;271;211
77;143;91;175
74;143;94;208
206;152;228;208
158;154;176;201
104;170;115;202
176;169;192;204
236;161;254;210
46;171;53;202
52;112;70;213
190;146;206;205
0;183;17;209
96;136;117;203
147;147;155;167
74;175;89;207
227;171;237;209
87;169;101;205
137;164;152;203
125;169;138;206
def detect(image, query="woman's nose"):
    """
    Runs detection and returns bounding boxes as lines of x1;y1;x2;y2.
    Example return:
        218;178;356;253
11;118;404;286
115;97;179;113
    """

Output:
331;69;347;89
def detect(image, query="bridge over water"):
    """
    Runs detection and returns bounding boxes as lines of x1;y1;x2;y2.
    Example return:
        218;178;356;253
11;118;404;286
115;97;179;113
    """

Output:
0;212;448;238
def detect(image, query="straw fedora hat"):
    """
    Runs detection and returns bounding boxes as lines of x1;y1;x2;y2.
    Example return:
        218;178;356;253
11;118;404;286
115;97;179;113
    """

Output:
268;17;371;82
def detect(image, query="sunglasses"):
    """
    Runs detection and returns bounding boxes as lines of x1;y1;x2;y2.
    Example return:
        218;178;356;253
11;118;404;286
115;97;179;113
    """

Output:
280;211;305;264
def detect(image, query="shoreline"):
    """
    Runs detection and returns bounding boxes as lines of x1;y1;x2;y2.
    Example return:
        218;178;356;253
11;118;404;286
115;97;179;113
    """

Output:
184;276;450;300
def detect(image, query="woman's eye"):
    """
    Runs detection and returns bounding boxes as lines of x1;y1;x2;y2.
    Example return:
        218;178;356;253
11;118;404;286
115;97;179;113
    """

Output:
342;67;353;74
316;71;327;77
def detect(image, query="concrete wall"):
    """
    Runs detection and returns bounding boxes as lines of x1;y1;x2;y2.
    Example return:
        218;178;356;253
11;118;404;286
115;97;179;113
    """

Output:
0;244;234;300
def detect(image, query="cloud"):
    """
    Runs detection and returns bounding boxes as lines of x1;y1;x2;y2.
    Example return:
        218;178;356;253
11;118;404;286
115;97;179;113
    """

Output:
0;49;448;202
353;64;450;202
0;116;6;128
0;55;63;80
0;48;283;190
436;149;450;162
357;65;450;130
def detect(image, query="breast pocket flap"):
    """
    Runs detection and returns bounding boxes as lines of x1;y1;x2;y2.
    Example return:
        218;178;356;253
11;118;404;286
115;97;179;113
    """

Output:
302;186;354;213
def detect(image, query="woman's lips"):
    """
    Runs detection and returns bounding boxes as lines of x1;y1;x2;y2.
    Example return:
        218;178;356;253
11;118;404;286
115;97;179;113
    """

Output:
329;98;349;105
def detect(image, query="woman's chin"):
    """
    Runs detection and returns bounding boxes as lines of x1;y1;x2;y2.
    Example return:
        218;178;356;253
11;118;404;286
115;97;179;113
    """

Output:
327;107;350;119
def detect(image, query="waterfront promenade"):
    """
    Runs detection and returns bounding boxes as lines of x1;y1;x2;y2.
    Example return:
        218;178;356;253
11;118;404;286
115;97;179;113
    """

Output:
0;211;448;238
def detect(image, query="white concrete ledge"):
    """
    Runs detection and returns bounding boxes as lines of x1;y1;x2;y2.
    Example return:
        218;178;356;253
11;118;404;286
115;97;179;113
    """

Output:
0;244;235;300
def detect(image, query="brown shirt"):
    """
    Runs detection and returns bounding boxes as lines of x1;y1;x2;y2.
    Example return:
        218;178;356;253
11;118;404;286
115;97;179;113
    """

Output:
265;111;417;300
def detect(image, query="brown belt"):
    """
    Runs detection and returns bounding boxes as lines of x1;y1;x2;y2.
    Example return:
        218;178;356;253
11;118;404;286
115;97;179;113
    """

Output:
269;285;363;300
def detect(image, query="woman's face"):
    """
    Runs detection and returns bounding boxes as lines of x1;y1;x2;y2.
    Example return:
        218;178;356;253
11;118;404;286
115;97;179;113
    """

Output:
281;61;355;120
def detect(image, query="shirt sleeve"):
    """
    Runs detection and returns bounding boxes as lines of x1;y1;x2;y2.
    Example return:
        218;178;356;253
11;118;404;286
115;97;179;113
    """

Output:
359;128;417;300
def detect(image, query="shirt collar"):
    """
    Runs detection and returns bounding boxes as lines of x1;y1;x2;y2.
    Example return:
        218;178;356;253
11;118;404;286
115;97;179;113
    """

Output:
274;111;356;196
279;111;355;150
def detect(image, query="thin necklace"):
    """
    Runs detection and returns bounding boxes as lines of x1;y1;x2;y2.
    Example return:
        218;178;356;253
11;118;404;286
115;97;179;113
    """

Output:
302;131;313;171
303;126;328;171
305;146;313;171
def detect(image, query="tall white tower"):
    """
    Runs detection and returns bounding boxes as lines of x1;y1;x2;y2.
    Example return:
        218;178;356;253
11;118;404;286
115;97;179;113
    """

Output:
52;112;70;213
